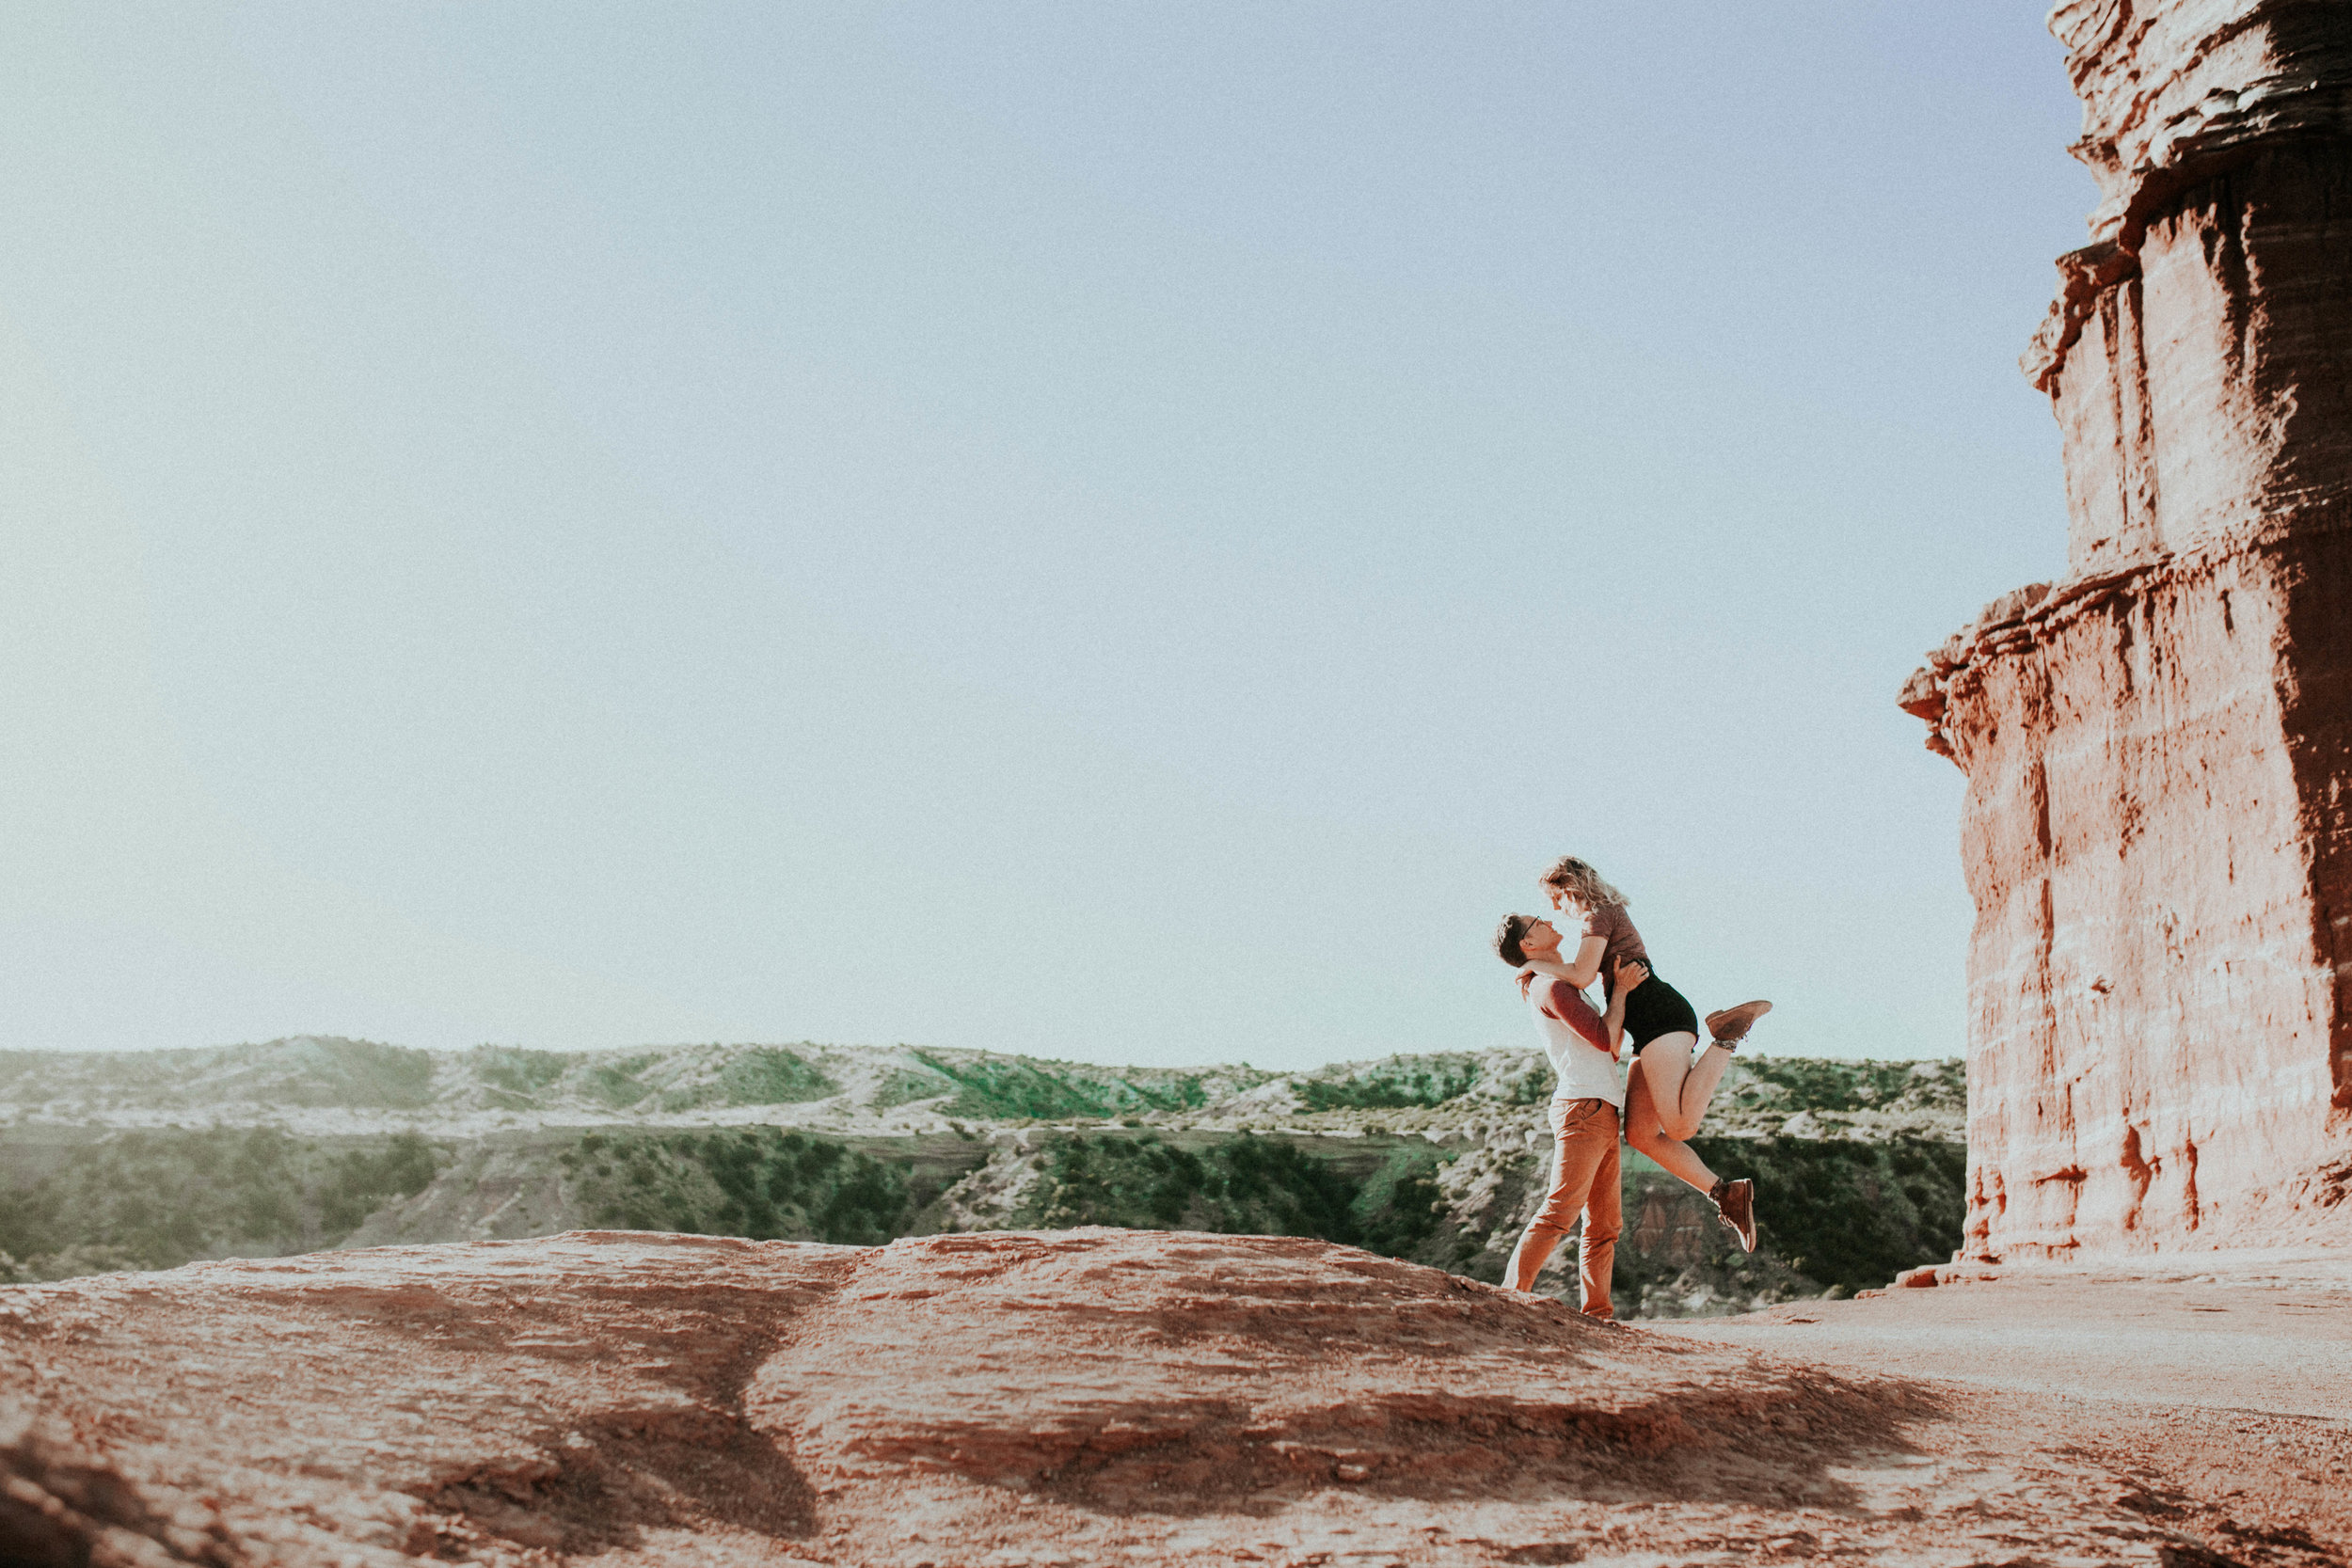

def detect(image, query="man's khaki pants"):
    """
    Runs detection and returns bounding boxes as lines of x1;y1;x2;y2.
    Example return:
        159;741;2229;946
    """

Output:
1506;1096;1622;1318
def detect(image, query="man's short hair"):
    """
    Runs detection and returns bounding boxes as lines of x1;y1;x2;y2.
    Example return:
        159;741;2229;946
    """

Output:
1493;912;1533;968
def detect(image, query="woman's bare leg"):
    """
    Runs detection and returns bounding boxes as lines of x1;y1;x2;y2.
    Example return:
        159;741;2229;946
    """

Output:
1623;1054;1718;1195
1636;1032;1732;1141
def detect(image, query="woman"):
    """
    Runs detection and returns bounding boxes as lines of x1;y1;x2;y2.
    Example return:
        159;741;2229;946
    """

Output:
1518;855;1768;1250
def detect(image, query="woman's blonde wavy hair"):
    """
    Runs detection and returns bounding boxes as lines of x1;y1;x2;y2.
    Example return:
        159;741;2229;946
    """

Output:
1540;856;1627;912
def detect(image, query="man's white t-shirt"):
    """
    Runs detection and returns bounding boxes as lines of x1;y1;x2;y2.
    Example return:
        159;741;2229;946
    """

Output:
1524;974;1625;1108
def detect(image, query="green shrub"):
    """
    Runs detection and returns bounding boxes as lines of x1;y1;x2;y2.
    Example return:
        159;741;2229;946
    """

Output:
1727;1059;1964;1117
1296;1056;1481;1112
1684;1135;1965;1297
715;1048;839;1107
905;1053;1213;1121
262;1038;438;1109
1351;1148;1451;1259
587;1062;655;1109
1025;1133;1451;1259
468;1048;571;1101
0;1127;448;1278
317;1132;440;1233
1505;1062;1554;1105
869;1065;958;1110
566;1127;914;1245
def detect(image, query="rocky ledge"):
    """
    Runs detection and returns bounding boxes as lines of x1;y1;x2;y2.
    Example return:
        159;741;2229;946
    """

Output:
5;1228;2314;1568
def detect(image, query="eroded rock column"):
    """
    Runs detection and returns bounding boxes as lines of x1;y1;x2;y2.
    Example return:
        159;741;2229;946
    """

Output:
1901;0;2352;1259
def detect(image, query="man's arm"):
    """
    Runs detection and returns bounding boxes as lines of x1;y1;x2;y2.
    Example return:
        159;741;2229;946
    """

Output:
1600;958;1646;1061
1534;976;1611;1054
1522;933;1609;991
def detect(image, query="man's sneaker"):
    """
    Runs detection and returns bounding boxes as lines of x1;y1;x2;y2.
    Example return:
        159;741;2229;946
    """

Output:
1715;1178;1757;1253
1705;999;1773;1048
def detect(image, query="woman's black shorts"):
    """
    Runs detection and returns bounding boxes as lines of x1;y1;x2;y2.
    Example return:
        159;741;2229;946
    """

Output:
1618;970;1700;1052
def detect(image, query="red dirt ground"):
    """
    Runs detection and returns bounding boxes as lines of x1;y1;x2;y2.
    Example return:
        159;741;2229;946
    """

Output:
3;1231;2345;1566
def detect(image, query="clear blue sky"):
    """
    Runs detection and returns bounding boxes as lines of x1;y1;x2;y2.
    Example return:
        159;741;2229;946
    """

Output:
0;4;2088;1067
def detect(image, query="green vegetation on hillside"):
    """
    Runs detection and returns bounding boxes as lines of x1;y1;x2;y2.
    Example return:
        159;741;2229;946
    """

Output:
909;1052;1217;1120
469;1047;572;1106
1601;1164;1829;1315
714;1048;838;1107
318;1135;443;1233
293;1039;439;1108
0;1043;1969;1307
0;1039;1965;1137
0;1038;439;1112
585;1054;661;1109
1352;1158;1451;1259
0;1128;443;1280
1024;1132;1448;1261
1296;1055;1483;1113
225;1038;438;1109
1687;1134;1966;1298
1724;1058;1963;1117
1447;1136;1965;1311
562;1127;919;1245
458;1043;843;1115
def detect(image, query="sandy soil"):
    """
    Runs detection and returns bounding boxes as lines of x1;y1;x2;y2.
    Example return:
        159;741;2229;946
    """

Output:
1660;1247;2352;1567
2;1231;2344;1567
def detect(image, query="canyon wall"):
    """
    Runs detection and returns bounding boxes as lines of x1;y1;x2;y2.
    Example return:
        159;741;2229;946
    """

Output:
1901;0;2352;1259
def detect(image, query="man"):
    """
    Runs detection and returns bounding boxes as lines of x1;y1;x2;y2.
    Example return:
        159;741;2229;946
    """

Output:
1493;911;1646;1318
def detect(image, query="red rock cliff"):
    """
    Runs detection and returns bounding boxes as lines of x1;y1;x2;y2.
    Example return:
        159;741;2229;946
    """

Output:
1902;0;2352;1259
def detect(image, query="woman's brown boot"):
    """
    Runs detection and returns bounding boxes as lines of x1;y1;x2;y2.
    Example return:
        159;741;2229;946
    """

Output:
1704;999;1772;1047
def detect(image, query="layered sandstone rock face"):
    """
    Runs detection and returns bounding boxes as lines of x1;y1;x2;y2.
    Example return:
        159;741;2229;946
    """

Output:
1902;1;2352;1259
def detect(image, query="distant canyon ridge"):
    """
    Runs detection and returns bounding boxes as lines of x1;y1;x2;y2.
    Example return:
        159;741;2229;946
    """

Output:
1900;0;2352;1258
0;1035;1963;1315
